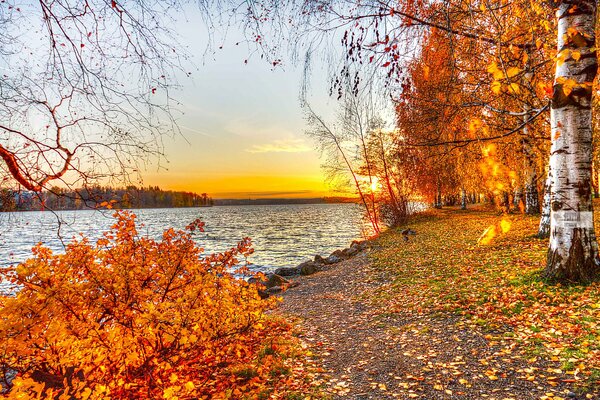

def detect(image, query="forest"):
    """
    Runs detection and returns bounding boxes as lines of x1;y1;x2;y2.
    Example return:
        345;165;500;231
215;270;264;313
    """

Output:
0;186;213;211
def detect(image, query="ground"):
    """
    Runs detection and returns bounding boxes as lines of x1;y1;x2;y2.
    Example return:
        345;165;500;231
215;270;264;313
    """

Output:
278;206;600;399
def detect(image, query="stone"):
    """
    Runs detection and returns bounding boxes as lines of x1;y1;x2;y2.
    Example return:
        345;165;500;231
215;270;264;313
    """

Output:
342;246;359;257
314;254;326;264
273;266;300;276
266;286;283;295
325;255;342;264
265;273;290;288
298;260;319;275
330;249;347;259
351;240;368;250
251;273;300;298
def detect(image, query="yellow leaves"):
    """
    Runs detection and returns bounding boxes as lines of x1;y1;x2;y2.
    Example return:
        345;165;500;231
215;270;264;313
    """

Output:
536;38;544;49
485;369;499;380
556;49;569;66
163;387;179;399
506;67;520;78
0;211;308;399
556;77;578;97
491;81;502;95
373;208;600;396
507;82;520;94
487;62;504;81
566;27;579;37
487;62;521;95
571;50;581;61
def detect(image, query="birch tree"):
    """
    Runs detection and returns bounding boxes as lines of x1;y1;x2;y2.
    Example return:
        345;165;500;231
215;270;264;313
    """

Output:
545;0;600;282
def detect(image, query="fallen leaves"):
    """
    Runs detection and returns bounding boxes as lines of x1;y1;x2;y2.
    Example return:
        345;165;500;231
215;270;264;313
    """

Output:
369;205;600;395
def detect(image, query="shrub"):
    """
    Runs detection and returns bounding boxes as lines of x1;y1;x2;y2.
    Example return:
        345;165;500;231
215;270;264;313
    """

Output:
0;212;298;399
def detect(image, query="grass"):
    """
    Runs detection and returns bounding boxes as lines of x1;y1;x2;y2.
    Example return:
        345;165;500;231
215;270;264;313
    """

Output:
367;203;600;390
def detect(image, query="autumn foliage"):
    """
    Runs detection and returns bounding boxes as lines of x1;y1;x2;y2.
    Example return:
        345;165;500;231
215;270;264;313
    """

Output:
0;212;307;399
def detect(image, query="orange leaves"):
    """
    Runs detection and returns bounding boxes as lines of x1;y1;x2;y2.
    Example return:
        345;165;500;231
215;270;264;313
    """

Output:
487;62;522;95
371;208;600;390
479;144;516;195
538;81;553;98
0;211;311;399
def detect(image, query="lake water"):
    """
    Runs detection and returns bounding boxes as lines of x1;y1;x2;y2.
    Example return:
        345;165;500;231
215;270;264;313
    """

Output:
0;204;371;291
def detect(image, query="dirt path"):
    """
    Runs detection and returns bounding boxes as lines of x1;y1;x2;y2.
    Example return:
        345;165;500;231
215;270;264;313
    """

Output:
278;251;596;400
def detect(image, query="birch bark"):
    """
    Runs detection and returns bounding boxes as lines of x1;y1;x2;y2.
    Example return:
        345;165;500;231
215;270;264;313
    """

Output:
538;169;552;238
546;0;600;282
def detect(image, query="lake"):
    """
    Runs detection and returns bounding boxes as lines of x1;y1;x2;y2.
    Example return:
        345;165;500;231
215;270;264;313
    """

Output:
0;204;371;291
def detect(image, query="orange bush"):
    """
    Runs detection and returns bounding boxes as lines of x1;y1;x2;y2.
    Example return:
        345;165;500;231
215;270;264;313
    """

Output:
0;212;299;399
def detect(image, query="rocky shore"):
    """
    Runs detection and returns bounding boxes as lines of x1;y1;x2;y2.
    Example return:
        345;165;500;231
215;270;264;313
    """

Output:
251;239;369;298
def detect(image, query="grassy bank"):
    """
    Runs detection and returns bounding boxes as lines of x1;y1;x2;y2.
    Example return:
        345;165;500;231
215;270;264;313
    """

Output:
368;204;599;393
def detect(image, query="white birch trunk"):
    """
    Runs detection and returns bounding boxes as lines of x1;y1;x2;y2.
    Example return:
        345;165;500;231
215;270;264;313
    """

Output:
538;169;552;238
522;108;540;215
546;1;600;282
460;188;467;210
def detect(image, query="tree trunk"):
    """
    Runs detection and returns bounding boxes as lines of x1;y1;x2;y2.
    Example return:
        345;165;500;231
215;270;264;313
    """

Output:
435;179;442;208
501;191;510;214
513;187;523;212
522;108;540;215
538;170;552;238
460;188;467;210
525;176;540;215
546;1;599;282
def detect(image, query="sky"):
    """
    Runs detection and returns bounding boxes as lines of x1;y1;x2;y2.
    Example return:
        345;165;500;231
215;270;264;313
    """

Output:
141;9;340;199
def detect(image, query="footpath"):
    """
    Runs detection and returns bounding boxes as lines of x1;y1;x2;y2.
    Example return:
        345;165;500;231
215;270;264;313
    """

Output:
277;208;600;400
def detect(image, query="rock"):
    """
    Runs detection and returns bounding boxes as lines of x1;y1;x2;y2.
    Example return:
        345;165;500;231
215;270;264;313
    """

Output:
266;273;290;288
266;286;283;295
273;266;300;276
287;281;300;289
314;254;326;264
351;240;368;251
253;274;299;298
298;260;320;275
342;246;359;257
325;254;342;264
247;276;262;285
330;249;347;259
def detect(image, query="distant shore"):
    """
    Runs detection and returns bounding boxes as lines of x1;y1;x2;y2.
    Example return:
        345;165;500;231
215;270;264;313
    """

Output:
213;197;358;206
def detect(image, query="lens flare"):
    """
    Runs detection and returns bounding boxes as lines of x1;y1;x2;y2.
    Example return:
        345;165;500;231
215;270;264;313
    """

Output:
478;218;512;245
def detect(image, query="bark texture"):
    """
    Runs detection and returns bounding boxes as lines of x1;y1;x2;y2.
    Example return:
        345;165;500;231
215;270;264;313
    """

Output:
538;170;552;238
546;0;600;282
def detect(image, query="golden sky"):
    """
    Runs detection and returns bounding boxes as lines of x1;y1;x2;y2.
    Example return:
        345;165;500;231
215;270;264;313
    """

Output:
139;16;342;199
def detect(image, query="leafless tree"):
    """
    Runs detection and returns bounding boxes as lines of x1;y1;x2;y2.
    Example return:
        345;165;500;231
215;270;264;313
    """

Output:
0;1;196;193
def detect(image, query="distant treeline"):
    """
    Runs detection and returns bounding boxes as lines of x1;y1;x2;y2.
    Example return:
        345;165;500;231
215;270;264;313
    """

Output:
0;186;213;211
213;197;358;206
